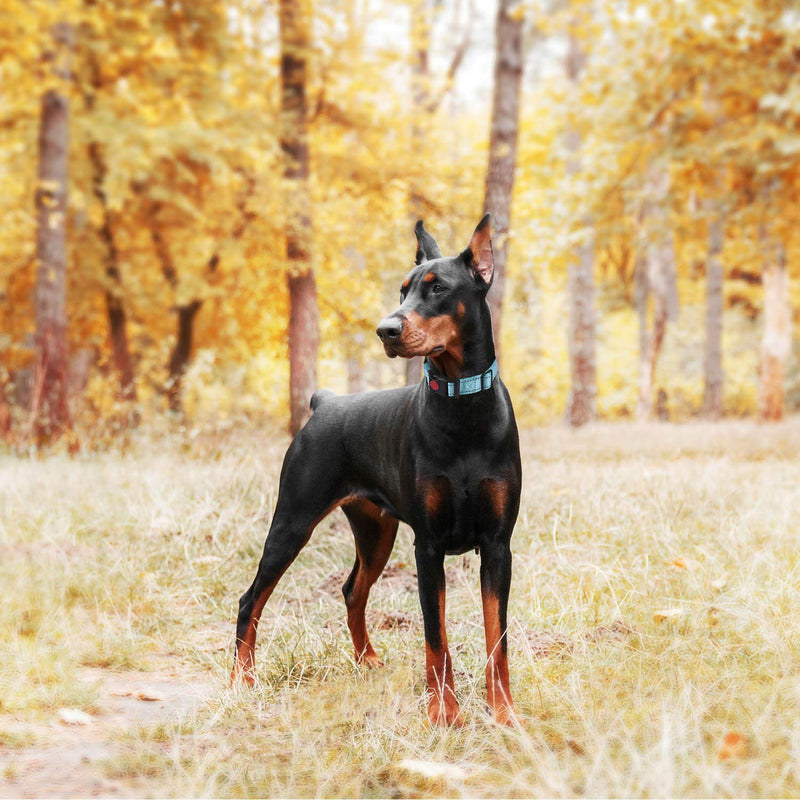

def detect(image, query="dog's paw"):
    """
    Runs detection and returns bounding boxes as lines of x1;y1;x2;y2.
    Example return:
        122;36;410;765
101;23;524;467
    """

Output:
427;694;464;727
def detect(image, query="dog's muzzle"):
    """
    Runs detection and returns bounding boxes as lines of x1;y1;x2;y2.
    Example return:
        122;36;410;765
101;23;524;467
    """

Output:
376;315;403;357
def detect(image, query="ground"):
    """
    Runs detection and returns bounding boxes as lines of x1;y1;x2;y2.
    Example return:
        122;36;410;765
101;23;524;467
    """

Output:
1;420;799;797
0;666;212;798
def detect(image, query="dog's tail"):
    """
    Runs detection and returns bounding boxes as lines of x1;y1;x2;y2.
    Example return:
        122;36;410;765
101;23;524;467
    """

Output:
310;389;335;412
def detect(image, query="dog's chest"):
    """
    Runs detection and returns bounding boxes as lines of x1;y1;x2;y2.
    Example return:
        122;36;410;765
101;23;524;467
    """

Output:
415;466;503;555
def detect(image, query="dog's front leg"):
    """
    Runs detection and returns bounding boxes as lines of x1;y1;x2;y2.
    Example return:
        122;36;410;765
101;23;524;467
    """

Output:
479;536;517;726
415;540;462;727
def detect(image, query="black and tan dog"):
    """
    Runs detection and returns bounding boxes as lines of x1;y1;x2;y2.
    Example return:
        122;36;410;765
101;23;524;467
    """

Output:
232;214;521;726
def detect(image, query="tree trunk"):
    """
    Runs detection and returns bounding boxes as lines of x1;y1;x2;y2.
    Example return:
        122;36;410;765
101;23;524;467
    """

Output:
758;225;790;422
638;293;668;419
701;87;725;421
347;355;365;394
703;210;725;419
166;301;202;413
82;6;136;405
148;172;256;414
405;0;472;386
404;354;422;385
31;22;73;445
566;230;597;426
405;0;432;387
409;0;432;224
483;0;524;362
564;30;596;427
637;166;678;419
87;139;137;403
634;250;648;370
281;0;318;434
0;380;11;442
149;217;199;416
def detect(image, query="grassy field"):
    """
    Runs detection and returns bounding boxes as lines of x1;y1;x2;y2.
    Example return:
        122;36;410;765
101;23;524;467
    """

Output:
1;420;800;798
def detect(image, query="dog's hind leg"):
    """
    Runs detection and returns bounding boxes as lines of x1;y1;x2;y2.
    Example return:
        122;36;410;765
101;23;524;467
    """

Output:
232;431;347;685
340;499;399;667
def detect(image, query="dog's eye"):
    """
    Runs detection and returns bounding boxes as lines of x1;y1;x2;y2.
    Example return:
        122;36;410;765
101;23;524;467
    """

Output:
431;283;446;294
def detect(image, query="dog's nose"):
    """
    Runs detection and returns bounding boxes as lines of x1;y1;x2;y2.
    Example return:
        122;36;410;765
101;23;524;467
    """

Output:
376;316;402;342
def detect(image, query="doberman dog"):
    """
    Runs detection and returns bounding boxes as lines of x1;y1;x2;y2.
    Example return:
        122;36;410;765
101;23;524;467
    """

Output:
232;214;521;726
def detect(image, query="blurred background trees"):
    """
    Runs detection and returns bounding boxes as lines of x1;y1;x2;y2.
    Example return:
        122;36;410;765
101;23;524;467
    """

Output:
1;0;799;445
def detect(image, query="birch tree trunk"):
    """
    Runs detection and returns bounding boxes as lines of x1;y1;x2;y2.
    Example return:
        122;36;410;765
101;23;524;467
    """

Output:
281;0;318;434
564;31;596;427
31;22;73;444
758;224;791;422
483;0;524;362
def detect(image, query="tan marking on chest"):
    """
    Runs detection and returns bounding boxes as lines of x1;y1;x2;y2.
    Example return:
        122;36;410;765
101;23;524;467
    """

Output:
418;476;452;517
481;479;510;518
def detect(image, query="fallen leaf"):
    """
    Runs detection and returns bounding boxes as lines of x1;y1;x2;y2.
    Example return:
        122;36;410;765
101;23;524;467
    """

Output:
668;556;701;570
654;608;683;622
111;689;163;701
718;731;747;759
397;758;467;781
566;738;586;756
135;691;163;702
58;708;93;726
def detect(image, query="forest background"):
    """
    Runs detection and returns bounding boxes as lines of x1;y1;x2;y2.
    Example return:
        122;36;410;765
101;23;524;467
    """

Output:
1;0;799;446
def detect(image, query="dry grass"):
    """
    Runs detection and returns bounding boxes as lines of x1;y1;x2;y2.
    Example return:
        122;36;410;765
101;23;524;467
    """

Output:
1;419;800;797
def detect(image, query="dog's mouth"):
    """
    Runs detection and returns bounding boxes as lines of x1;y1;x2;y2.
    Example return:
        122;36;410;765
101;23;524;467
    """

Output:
382;342;446;359
381;342;400;358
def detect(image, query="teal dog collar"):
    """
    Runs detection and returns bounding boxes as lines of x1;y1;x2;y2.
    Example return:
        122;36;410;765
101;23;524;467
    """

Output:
423;358;499;398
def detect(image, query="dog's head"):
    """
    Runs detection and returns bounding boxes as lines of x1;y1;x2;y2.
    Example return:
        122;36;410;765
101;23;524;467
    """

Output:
376;214;494;371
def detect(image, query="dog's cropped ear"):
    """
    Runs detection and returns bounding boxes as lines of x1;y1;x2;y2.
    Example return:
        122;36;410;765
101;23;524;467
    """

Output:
414;220;443;265
462;213;494;289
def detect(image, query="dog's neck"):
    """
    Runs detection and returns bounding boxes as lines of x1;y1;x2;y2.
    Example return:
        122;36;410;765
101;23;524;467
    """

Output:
427;300;495;380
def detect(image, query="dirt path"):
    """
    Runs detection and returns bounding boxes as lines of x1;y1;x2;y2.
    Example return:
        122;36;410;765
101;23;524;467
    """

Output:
0;667;215;798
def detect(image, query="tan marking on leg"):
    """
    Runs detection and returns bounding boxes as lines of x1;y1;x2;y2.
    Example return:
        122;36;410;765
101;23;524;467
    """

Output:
481;588;517;726
424;585;462;726
232;580;277;686
342;499;398;668
232;495;359;686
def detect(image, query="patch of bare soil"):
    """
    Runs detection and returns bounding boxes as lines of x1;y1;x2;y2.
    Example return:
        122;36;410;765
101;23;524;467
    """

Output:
524;619;638;659
0;668;213;799
316;560;418;599
368;610;417;631
524;629;576;659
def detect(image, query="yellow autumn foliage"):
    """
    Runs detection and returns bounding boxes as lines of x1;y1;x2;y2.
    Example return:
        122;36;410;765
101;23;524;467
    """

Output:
1;0;799;433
